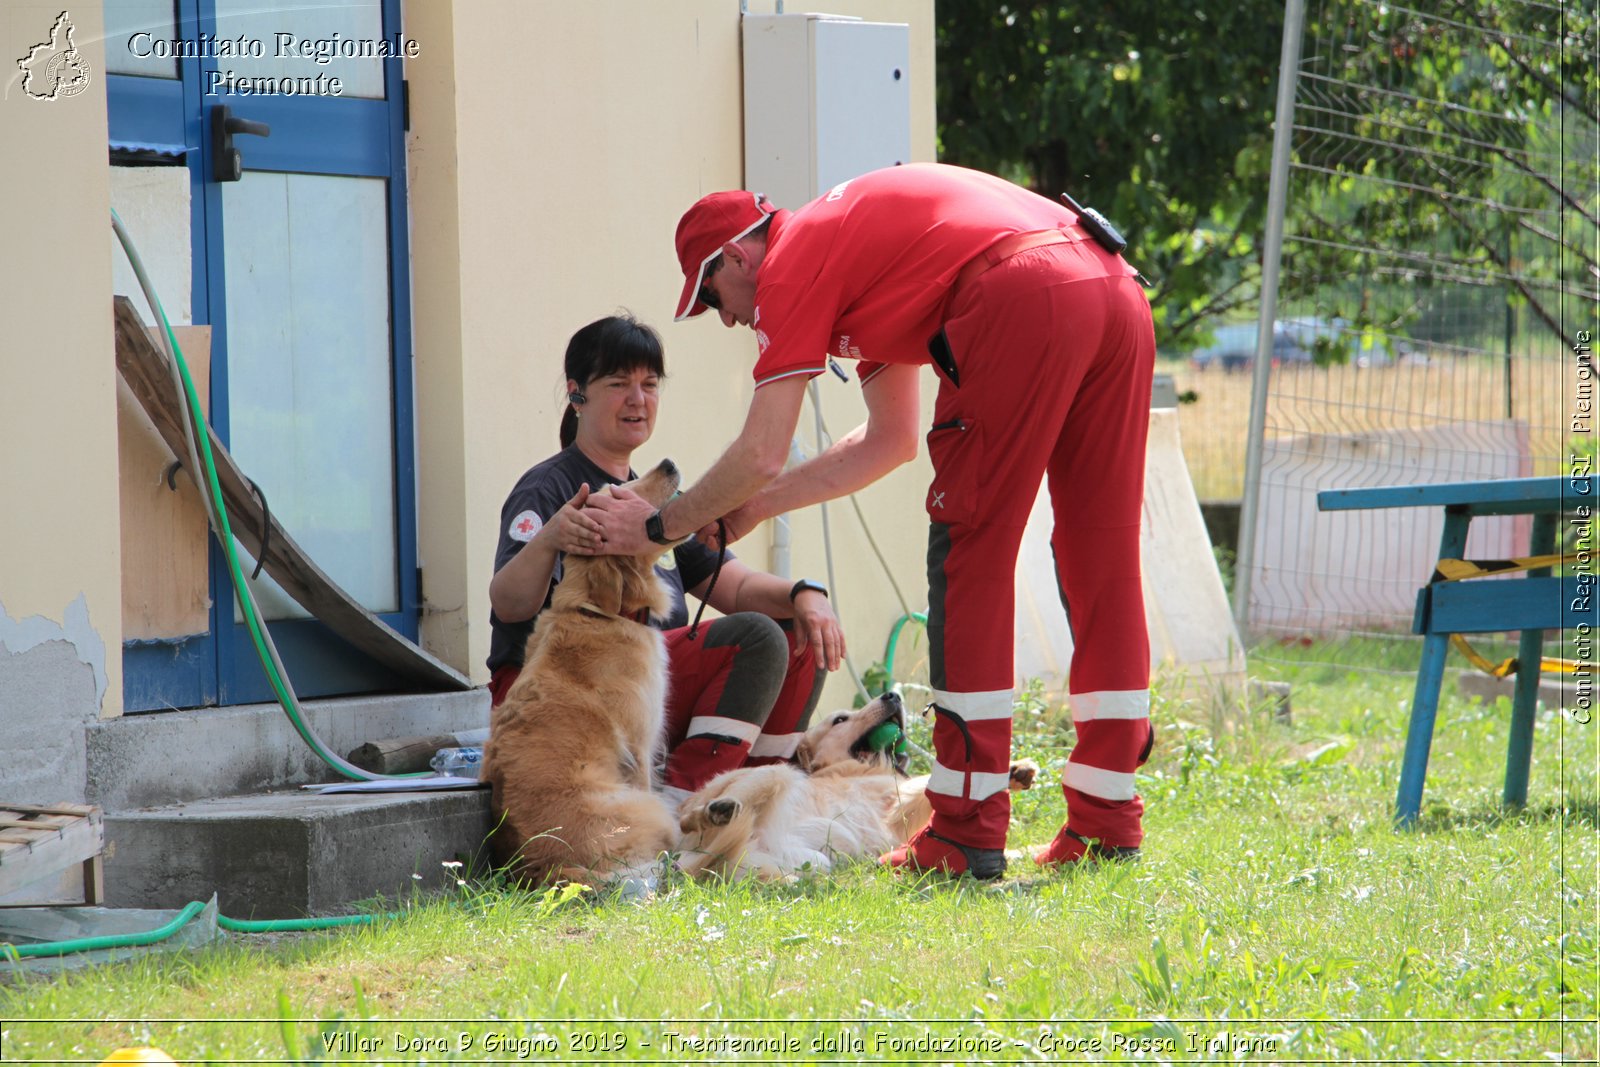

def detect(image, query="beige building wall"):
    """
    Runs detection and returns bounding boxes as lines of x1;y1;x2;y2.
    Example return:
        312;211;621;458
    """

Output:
409;0;939;711
0;4;121;719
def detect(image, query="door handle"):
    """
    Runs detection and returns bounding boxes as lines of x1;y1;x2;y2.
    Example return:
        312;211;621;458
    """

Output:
210;105;271;182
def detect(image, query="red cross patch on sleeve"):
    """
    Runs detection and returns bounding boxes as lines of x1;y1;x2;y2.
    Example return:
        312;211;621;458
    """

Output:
508;510;542;542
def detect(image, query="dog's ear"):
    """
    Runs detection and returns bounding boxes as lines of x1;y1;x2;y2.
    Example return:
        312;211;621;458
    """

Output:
794;738;815;773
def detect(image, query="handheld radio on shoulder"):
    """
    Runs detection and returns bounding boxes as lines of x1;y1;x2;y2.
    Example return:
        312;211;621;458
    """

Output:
1060;192;1128;256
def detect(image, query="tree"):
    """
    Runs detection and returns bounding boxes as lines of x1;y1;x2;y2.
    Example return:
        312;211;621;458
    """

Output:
936;1;1288;348
1282;0;1597;353
936;0;1598;355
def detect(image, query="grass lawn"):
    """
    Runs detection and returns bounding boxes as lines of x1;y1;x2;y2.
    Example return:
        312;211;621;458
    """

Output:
4;645;1596;1064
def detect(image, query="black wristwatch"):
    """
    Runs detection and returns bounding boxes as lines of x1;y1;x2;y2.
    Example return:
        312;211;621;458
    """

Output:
789;578;829;602
645;510;672;546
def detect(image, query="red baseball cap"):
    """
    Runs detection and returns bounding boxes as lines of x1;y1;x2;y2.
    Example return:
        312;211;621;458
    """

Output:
673;190;776;321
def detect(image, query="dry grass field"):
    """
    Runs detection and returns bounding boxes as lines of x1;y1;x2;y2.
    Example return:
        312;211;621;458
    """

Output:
1170;354;1575;502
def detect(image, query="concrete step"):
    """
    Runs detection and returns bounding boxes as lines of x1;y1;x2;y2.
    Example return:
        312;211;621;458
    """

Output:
102;787;493;918
83;689;495;915
87;690;491;809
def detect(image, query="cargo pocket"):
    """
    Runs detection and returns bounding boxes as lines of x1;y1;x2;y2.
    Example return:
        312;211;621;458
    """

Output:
930;703;981;820
925;417;984;526
1138;719;1155;766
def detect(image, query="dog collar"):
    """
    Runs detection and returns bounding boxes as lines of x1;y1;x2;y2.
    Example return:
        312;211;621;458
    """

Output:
574;602;651;625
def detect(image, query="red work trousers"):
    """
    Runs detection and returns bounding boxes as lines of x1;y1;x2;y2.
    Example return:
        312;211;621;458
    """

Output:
923;237;1156;850
659;614;824;791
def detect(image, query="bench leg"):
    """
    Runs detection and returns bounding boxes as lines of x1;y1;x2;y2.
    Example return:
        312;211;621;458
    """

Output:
1399;508;1471;828
1504;512;1556;809
1398;631;1450;827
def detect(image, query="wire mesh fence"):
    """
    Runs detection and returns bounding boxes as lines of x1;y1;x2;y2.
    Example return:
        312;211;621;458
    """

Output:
1239;0;1596;670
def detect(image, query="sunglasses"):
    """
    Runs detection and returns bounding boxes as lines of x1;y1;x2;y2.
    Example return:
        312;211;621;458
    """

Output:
698;255;725;312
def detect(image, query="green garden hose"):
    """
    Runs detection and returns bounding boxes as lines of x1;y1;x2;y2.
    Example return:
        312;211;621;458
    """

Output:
0;218;448;969
215;912;393;933
1;903;396;961
1;902;207;960
884;611;927;681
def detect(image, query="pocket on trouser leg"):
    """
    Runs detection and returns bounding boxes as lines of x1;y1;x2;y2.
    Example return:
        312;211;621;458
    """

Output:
663;735;752;792
925;417;984;526
927;703;1018;830
928;704;980;820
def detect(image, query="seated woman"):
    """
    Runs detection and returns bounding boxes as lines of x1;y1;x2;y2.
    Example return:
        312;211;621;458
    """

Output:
487;314;846;805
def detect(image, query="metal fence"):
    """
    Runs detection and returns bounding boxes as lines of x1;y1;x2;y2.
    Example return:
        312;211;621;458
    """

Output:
1237;0;1597;663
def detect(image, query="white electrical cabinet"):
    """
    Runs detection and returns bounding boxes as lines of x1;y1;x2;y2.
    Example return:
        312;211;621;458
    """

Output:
742;13;911;209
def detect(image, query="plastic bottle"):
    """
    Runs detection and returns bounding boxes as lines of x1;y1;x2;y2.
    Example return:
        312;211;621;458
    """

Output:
430;745;483;779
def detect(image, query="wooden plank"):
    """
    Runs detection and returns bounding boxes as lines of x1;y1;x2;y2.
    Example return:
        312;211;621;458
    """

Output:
0;865;84;908
119;325;212;639
0;809;103;899
0;807;100;848
83;855;104;906
1319;476;1587;516
1427;575;1592;635
0;803;97;818
113;296;470;692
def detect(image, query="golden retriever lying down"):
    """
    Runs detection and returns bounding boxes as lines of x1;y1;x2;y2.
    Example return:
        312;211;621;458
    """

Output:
677;690;1037;881
482;460;682;889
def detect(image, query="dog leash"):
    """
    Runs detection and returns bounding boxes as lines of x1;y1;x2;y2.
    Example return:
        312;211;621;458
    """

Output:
687;519;727;641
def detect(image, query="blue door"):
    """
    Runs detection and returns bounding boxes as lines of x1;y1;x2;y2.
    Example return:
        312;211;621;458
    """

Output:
109;0;418;710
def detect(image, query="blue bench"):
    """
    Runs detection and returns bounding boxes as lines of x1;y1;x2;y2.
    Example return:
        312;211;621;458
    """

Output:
1316;476;1595;825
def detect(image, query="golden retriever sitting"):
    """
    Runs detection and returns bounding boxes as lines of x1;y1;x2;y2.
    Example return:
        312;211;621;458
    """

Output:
482;459;683;889
678;690;1040;882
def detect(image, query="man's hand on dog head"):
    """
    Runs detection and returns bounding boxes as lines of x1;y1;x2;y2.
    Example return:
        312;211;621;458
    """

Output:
585;487;750;558
578;485;654;556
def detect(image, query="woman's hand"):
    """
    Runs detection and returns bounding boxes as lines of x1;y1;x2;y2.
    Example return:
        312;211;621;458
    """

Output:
544;484;603;555
490;485;597;622
791;589;846;672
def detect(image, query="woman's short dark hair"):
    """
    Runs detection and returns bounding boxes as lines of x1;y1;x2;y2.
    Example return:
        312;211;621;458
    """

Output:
559;314;667;448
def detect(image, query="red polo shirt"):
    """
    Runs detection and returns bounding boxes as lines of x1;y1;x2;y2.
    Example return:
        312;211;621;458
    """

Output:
749;163;1076;388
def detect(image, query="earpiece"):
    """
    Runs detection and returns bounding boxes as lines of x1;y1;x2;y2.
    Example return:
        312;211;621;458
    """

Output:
568;391;587;406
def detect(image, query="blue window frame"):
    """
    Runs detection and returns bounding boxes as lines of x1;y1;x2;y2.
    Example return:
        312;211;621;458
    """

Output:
114;0;418;710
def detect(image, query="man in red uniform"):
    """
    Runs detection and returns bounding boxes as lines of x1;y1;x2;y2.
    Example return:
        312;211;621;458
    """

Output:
589;163;1156;878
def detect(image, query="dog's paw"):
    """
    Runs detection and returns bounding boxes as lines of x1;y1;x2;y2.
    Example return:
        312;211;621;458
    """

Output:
707;797;741;826
1008;759;1040;791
